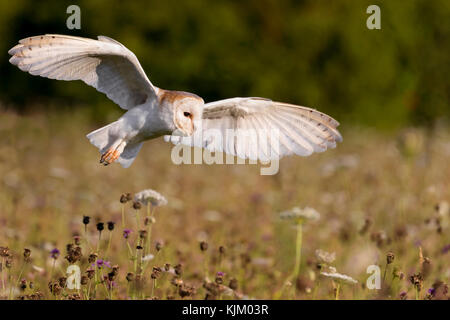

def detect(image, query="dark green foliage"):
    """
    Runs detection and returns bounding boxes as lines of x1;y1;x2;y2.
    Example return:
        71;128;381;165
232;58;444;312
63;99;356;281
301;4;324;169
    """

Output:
0;0;448;128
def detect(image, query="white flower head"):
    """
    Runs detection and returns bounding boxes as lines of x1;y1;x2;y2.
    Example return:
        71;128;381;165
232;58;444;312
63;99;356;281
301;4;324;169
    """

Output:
320;271;358;285
279;206;320;222
134;189;168;207
315;249;336;264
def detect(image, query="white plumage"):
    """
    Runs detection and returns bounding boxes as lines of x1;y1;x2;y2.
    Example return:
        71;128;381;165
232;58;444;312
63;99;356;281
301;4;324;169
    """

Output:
9;34;342;168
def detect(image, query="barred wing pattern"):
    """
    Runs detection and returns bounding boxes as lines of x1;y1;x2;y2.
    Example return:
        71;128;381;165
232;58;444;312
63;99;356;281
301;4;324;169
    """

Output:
8;34;156;110
165;97;342;162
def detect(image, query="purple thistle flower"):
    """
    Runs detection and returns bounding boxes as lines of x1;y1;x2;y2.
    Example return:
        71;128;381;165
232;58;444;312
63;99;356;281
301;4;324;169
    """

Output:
50;248;60;259
428;288;435;295
123;229;132;239
441;244;450;254
93;259;111;269
217;271;225;277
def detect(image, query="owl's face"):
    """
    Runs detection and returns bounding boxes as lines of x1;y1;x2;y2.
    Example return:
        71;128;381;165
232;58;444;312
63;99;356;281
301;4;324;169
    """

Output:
173;96;204;136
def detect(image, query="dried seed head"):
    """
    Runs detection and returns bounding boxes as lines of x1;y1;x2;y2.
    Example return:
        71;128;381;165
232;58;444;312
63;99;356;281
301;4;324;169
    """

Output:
5;257;12;269
0;247;10;257
174;264;182;276
145;216;156;225
88;253;98;264
80;276;89;285
386;252;395;265
107;221;115;231
164;263;171;272
409;273;424;291
58;277;67;288
23;248;31;261
126;272;135;282
139;230;148;239
96;222;104;232
219;246;226;255
200;241;208;252
20;279;27;291
155;241;163;251
133;201;142;210
120;193;132;203
82;216;90;225
86;269;95;279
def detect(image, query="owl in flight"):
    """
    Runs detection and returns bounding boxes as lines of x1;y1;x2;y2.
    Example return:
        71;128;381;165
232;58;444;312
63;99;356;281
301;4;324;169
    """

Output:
9;35;342;168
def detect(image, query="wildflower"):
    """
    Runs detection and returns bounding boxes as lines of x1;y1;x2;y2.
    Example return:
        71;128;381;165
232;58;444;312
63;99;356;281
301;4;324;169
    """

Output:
320;271;358;284
107;221;115;231
93;259;111;269
315;249;336;264
134;189;168;207
82;215;90;225
120;193;132;203
442;244;450;254
50;248;60;259
73;236;81;245
123;229;132;239
96;222;104;232
399;291;408;300
142;254;154;262
279;206;320;223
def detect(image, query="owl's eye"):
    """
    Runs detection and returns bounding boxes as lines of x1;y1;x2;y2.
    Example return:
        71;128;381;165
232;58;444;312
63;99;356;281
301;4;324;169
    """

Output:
183;112;191;117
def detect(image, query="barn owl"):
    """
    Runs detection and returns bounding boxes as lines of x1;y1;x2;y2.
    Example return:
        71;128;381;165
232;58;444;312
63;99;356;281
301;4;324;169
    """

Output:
8;34;342;168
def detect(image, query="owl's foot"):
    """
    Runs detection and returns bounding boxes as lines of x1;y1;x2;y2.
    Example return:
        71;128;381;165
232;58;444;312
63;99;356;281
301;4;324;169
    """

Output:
100;140;126;166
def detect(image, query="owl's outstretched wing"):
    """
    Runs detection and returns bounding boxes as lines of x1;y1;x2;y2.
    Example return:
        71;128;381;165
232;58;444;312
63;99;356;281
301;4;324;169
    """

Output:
8;34;157;110
165;97;342;162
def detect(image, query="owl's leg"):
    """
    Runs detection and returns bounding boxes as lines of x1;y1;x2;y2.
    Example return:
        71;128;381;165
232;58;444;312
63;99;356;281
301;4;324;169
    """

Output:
100;139;127;166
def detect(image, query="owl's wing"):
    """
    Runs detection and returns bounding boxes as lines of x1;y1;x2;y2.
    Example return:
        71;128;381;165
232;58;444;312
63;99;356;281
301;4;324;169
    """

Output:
8;34;157;110
164;97;342;162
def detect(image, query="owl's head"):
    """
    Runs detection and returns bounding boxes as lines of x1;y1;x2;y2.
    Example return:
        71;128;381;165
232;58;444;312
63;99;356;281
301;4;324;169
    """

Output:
170;92;204;136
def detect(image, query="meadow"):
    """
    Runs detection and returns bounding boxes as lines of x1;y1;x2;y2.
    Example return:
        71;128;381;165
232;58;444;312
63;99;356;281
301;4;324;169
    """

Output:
0;109;448;300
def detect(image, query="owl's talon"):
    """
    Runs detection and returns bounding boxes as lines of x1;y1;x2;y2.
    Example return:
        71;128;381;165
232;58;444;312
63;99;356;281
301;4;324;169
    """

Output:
100;147;120;165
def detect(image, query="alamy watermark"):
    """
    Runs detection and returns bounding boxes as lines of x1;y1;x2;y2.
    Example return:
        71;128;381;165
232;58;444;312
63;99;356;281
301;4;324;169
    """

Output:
66;5;81;30
366;5;381;30
170;128;281;175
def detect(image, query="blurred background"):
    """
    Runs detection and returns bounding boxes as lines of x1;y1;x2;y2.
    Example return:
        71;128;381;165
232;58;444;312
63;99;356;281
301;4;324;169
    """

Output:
0;0;449;128
0;0;449;300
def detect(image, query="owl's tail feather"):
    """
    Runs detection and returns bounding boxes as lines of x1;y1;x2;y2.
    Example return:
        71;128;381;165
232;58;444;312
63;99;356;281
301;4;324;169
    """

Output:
86;122;143;168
